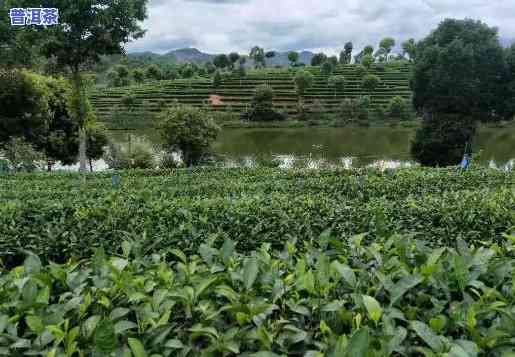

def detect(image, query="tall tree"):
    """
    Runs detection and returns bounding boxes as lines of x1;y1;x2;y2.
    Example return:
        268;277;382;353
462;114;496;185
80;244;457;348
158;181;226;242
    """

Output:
146;64;162;81
311;53;328;66
412;19;507;121
344;42;353;64
294;70;314;103
321;61;334;76
376;37;396;62
402;38;417;61
157;104;220;166
250;47;266;68
328;75;345;97
0;69;80;170
288;51;299;66
213;54;230;69
30;0;150;172
411;19;509;166
228;52;240;70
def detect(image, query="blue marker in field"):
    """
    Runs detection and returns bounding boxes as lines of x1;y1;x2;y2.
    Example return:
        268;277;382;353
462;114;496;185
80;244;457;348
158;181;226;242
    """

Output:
460;153;471;170
112;174;121;188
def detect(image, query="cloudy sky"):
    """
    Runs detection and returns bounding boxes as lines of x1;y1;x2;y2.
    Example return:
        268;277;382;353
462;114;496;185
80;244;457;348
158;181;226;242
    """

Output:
126;0;515;55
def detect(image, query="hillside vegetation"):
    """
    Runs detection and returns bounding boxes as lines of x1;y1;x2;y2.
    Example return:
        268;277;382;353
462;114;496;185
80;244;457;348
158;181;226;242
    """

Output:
90;63;412;128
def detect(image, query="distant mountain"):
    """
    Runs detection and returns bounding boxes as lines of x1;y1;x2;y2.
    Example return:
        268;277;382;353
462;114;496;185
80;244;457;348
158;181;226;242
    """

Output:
167;48;215;63
127;48;316;67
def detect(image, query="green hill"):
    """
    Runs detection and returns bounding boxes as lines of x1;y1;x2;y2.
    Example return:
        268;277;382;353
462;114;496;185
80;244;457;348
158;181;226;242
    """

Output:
90;63;413;128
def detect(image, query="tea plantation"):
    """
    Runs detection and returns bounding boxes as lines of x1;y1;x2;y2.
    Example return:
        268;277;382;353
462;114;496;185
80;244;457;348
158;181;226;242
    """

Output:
89;63;412;128
1;168;514;355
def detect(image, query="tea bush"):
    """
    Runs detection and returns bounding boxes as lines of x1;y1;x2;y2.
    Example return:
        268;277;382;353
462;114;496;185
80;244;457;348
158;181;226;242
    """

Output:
0;168;514;265
0;233;514;355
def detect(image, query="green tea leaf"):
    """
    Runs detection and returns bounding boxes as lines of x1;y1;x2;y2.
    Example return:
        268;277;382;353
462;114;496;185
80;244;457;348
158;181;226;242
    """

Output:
331;261;356;288
410;320;444;352
94;319;117;354
83;315;101;339
345;327;369;357
243;257;259;290
114;320;138;334
389;274;424;306
362;295;382;323
26;316;44;334
221;238;235;263
111;258;129;272
128;338;147;357
24;254;41;274
164;339;184;349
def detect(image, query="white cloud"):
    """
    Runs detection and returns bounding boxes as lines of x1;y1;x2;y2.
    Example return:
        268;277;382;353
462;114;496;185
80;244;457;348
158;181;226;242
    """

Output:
126;0;515;54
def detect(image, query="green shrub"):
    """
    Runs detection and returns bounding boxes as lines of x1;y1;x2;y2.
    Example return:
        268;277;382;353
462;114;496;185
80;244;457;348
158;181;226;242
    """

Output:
242;84;285;122
362;74;381;91
386;95;412;120
156;104;220;166
0;232;513;355
1;168;513;265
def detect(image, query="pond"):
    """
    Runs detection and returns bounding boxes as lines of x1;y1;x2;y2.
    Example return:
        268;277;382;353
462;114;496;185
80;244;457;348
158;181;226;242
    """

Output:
107;126;515;170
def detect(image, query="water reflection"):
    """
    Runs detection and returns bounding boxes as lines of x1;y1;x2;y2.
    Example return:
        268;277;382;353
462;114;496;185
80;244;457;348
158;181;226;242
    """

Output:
53;126;515;171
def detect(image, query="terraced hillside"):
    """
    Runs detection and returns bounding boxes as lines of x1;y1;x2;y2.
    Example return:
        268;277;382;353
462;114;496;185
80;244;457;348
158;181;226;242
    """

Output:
90;63;413;128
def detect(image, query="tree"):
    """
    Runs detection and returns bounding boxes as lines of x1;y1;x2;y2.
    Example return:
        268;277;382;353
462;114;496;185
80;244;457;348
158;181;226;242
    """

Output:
1;137;44;172
328;75;345;97
132;68;146;83
162;65;179;80
363;45;374;56
250;47;266;68
328;56;338;67
288;51;299;66
411;114;476;166
311;53;328;66
376;37;395;62
0;69;49;150
294;70;314;103
205;62;216;75
228;52;240;70
340;42;354;64
44;75;81;170
213;54;230;69
237;59;246;85
362;74;381;91
180;64;195;79
362;54;375;69
412;18;508;121
243;84;284;121
411;19;509;166
386;96;411;120
504;45;515;118
355;65;367;77
321;61;334;76
212;70;223;90
0;69;80;170
85;121;109;172
116;65;131;85
33;0;149;172
402;38;417;61
157;104;220;166
146;65;162;81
